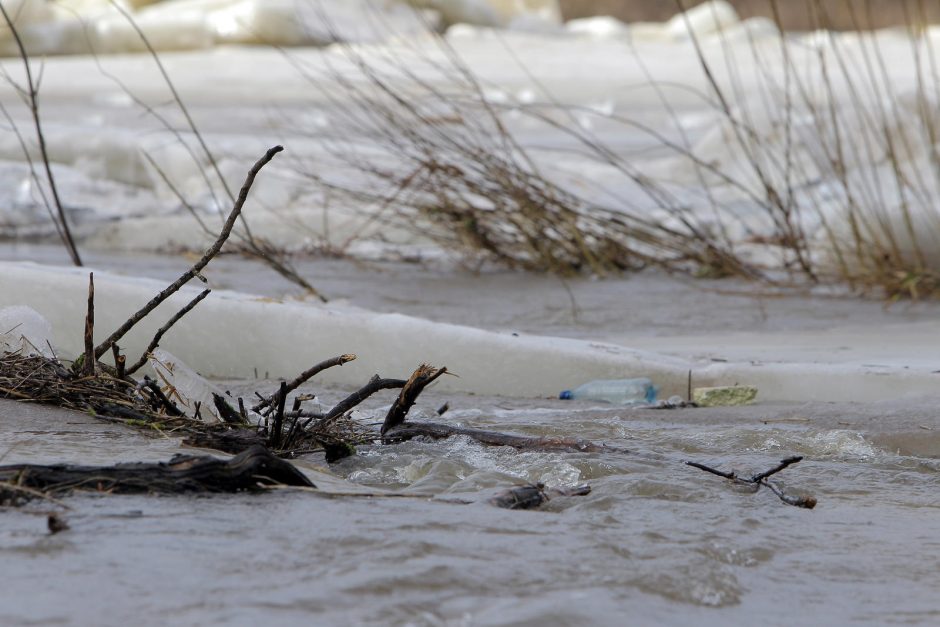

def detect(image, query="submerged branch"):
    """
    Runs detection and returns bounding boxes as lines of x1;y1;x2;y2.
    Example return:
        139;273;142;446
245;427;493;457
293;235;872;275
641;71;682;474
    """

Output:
383;421;624;453
685;456;816;508
489;483;592;510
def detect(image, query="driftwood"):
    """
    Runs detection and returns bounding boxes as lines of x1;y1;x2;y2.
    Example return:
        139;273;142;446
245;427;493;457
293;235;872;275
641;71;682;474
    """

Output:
253;354;356;414
0;445;589;512
686;456;816;509
0;445;313;500
381;364;448;434
183;427;266;455
383;421;624;453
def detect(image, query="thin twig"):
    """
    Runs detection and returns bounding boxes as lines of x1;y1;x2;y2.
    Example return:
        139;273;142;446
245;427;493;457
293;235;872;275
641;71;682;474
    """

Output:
106;0;326;301
142;376;183;417
125;289;211;376
0;3;82;266
252;354;356;413
94;146;283;360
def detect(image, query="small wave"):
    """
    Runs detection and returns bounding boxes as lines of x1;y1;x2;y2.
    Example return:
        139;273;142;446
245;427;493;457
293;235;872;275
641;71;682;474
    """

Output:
672;426;882;460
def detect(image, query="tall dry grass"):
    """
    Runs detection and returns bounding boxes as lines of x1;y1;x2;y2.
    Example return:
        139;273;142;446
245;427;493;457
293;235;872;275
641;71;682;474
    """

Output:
288;0;940;298
288;18;756;278
660;0;940;297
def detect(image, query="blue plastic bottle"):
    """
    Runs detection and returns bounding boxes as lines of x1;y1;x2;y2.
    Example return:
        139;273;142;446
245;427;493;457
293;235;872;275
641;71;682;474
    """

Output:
559;378;657;405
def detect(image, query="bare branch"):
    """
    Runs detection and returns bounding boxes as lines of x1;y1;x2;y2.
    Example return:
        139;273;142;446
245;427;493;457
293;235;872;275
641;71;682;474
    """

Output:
125;289;212;376
253;353;357;413
94;145;284;360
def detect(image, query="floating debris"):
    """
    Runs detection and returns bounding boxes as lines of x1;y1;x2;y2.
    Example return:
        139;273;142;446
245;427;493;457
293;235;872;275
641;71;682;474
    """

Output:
693;385;758;407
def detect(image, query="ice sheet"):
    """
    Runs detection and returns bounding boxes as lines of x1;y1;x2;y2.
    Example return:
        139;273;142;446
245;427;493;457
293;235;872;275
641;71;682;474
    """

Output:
2;261;939;402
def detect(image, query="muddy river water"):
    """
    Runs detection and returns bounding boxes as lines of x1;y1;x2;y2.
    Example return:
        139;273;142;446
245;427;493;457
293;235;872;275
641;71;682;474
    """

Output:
2;386;939;626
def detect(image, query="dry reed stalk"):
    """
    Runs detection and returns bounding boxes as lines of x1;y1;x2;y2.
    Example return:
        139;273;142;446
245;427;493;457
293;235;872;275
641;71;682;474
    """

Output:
0;4;82;265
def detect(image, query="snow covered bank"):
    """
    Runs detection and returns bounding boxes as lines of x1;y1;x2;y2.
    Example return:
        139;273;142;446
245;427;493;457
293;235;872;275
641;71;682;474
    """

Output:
2;261;938;402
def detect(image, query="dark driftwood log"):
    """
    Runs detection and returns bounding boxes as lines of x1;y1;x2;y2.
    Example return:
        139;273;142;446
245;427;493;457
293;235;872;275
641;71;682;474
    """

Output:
383;421;625;453
183;428;266;455
0;445;313;497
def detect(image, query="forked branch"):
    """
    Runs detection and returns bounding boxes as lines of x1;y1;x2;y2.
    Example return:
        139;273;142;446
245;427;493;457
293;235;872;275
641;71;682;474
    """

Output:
93;145;284;360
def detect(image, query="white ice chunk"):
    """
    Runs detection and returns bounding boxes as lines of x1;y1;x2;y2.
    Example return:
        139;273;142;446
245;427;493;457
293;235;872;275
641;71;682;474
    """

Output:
207;0;308;46
148;347;224;423
666;0;739;41
628;22;672;42
703;16;779;43
94;9;214;53
565;16;630;41
0;305;54;357
413;0;559;28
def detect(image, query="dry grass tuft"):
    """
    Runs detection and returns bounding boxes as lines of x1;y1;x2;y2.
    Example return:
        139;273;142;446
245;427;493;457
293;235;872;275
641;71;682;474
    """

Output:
291;0;940;299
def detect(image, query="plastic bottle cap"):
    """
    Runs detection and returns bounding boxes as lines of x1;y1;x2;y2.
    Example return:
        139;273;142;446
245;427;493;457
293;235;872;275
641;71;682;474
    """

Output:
559;390;572;400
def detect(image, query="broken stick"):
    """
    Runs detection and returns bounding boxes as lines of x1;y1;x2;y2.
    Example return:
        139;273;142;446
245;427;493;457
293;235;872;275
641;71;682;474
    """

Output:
82;272;95;377
381;364;447;435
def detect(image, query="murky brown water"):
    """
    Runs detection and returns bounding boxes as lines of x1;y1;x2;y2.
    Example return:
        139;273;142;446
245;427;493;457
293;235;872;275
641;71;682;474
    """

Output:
2;392;939;626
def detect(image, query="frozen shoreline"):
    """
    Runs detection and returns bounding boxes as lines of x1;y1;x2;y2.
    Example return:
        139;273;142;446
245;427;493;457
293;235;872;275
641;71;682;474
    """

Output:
3;257;939;403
